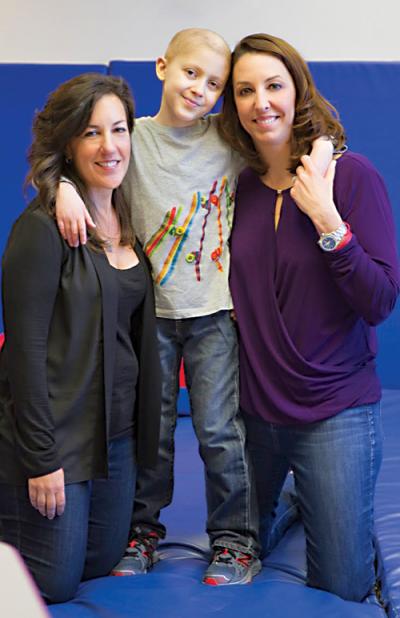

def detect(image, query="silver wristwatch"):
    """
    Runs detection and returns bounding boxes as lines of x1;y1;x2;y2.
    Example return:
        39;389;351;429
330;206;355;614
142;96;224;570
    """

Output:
318;223;347;252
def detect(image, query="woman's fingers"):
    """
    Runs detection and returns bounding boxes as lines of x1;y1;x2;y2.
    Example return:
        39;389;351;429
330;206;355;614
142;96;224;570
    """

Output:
28;469;65;519
55;488;66;517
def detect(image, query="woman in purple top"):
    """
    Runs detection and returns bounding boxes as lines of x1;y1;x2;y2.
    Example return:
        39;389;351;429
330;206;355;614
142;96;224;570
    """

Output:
219;33;400;602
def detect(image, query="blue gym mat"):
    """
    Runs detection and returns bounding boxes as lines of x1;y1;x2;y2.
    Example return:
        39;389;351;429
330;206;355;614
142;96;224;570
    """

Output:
47;390;400;618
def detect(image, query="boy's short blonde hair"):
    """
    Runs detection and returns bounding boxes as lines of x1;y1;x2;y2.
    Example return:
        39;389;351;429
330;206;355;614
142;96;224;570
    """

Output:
165;28;231;63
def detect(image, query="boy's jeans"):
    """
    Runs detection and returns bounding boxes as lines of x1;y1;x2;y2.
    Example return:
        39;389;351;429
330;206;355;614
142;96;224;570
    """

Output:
132;310;260;557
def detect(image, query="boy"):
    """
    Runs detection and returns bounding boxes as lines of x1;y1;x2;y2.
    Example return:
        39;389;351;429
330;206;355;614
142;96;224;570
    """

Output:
56;28;333;586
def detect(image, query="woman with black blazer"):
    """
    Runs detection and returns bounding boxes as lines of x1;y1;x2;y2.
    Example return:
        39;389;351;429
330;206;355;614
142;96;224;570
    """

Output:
0;73;161;603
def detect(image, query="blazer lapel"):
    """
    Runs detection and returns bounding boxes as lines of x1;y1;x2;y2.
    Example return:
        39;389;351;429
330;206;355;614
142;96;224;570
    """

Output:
86;248;118;437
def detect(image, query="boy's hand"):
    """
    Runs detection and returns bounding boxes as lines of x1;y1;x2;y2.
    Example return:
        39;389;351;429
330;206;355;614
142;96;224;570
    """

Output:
290;156;342;234
56;182;95;247
309;136;334;177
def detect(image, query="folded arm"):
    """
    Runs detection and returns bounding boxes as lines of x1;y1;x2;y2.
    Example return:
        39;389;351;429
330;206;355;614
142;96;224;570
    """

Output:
291;155;400;325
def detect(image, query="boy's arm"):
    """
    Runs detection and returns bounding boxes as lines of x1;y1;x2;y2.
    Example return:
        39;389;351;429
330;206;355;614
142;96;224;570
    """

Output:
56;182;95;247
308;136;334;176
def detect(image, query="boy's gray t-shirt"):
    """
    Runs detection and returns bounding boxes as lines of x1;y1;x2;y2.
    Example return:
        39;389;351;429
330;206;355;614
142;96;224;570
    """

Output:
128;114;243;319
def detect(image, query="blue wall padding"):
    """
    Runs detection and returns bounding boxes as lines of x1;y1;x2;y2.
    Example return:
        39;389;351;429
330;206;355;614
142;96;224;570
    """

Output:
309;63;400;388
0;61;399;387
0;64;107;256
108;60;162;117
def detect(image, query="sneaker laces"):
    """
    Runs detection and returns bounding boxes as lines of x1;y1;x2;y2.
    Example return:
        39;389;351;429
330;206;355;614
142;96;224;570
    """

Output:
126;539;146;557
127;533;159;558
214;548;251;567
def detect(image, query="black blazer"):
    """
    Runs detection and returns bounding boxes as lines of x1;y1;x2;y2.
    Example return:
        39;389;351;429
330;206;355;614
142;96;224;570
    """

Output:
0;201;161;484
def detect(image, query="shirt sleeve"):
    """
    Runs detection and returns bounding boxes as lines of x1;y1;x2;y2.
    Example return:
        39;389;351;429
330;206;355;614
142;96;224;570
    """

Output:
2;209;64;477
324;155;400;326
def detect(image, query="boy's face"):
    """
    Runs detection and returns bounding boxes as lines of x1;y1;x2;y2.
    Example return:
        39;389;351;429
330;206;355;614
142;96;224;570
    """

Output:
155;46;230;127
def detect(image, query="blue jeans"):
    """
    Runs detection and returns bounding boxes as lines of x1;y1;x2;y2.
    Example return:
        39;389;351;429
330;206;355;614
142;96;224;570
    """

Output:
244;403;383;602
132;311;260;556
0;435;136;604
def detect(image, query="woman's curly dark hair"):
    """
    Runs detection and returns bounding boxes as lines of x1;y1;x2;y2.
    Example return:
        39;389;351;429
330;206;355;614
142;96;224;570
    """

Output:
219;33;346;175
26;73;135;249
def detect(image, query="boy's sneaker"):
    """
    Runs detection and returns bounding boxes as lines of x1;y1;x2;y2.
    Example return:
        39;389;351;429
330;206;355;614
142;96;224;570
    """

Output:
202;547;262;586
111;532;159;576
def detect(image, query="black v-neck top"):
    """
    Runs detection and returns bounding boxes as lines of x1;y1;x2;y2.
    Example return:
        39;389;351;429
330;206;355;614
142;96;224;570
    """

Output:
109;261;146;439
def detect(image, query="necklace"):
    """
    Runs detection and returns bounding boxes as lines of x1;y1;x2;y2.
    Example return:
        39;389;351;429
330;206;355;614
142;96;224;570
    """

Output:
93;207;121;251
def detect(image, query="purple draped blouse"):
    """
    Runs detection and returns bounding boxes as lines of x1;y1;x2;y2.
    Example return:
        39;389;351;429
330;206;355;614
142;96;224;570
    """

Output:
230;152;400;424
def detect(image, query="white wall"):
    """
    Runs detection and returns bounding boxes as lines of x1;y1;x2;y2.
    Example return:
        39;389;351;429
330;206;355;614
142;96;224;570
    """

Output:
1;0;399;63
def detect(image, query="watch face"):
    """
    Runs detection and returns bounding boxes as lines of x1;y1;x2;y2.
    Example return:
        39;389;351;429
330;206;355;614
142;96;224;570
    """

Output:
321;236;337;251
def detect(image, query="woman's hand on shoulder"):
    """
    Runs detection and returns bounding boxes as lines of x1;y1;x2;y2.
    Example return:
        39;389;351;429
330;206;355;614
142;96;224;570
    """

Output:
290;155;342;234
56;182;96;247
28;468;65;520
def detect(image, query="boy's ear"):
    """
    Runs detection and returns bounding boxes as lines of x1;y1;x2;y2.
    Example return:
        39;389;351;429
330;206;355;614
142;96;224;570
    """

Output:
155;56;168;82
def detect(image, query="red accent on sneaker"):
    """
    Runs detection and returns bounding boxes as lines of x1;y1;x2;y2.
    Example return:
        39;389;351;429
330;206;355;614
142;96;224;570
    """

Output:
236;554;251;567
203;577;224;586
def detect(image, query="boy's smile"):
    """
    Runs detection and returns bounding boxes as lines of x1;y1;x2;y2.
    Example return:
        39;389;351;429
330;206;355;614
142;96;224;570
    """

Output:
154;46;230;128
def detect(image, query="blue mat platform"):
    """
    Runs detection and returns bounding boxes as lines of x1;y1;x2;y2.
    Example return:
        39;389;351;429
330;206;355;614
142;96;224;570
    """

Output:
48;390;400;618
375;390;400;618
